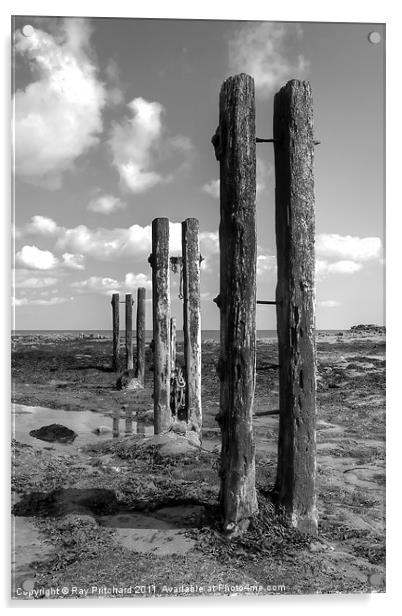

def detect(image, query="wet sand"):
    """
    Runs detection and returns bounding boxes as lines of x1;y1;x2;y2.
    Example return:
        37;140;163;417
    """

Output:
11;329;385;597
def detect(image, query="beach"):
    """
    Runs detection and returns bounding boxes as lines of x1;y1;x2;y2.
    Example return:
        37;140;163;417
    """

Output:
11;327;385;596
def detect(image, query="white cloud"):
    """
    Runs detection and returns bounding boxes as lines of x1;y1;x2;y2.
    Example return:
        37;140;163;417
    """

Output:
72;272;152;295
228;22;308;98
318;300;342;308
61;252;85;270
13;296;73;307
72;276;121;295
202;180;220;199
109;97;192;193
15;245;59;270
15;244;85;272
13;19;106;188
87;194;126;215
124;273;152;290
316;259;363;277
25;215;59;236
316;234;382;262
13;269;58;289
257;254;277;276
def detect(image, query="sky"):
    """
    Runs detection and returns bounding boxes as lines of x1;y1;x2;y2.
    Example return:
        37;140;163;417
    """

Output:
11;16;385;330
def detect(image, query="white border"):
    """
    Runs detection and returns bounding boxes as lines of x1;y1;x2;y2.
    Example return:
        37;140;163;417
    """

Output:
2;1;400;614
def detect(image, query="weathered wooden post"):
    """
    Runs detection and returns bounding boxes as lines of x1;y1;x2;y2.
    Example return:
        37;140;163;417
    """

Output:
182;218;202;434
125;408;133;435
112;408;120;438
136;287;146;385
111;293;120;372
273;79;317;535
170;317;177;372
213;73;258;534
125;294;134;370
150;218;172;434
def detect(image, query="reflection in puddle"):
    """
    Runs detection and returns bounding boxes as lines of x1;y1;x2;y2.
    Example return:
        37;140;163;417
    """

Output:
12;403;154;449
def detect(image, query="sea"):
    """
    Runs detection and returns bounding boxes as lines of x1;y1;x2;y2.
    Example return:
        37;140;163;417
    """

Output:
12;329;348;342
12;329;278;342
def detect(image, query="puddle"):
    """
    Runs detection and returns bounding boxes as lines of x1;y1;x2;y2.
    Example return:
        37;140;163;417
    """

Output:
12;403;154;450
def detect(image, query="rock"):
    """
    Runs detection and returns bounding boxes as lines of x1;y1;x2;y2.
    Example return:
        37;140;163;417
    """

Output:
170;421;187;435
116;370;144;391
29;424;77;444
92;426;112;435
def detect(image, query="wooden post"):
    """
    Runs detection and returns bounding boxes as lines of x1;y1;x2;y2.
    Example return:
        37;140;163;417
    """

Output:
182;218;202;434
151;218;171;434
125;294;134;370
273;79;317;535
125;408;133;435
214;73;258;534
111;293;120;372
112;408;120;438
170;317;177;373
136;287;146;385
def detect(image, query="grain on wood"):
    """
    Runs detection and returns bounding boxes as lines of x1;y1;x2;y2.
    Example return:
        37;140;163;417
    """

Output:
151;218;172;433
136;287;146;385
182;218;202;435
273;79;317;535
215;73;258;534
111;293;120;372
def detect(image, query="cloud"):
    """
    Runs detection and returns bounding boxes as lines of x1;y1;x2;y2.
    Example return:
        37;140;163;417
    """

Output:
25;215;59;236
318;300;342;308
13;269;58;289
61;253;85;270
18;216;205;262
228;22;308;98
72;272;152;295
15;244;85;271
72;276;121;295
87;194;126;215
202;180;220;199
316;259;363;277
13;296;73;307
316;234;382;262
257;254;277;276
13;18;106;188
15;245;59;270
124;273;152;290
109;97;192;193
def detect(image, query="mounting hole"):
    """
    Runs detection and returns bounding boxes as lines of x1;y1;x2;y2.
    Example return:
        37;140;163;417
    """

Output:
22;24;34;37
368;31;381;44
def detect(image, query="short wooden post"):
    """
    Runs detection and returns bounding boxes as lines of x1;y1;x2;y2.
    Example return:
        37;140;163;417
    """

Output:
111;293;120;372
125;408;133;435
136;287;146;385
182;218;202;434
273;79;317;535
150;218;172;434
112;408;120;438
214;73;258;533
125;294;134;370
170;317;177;373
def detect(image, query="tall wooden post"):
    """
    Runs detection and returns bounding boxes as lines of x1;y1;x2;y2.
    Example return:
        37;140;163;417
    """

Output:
273;80;317;535
125;294;134;370
182;218;202;434
151;218;172;434
111;293;120;372
213;73;258;534
170;317;177;373
136;287;146;385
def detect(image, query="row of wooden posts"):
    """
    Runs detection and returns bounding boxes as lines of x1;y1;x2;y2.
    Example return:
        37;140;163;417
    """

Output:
109;74;317;537
111;287;146;383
